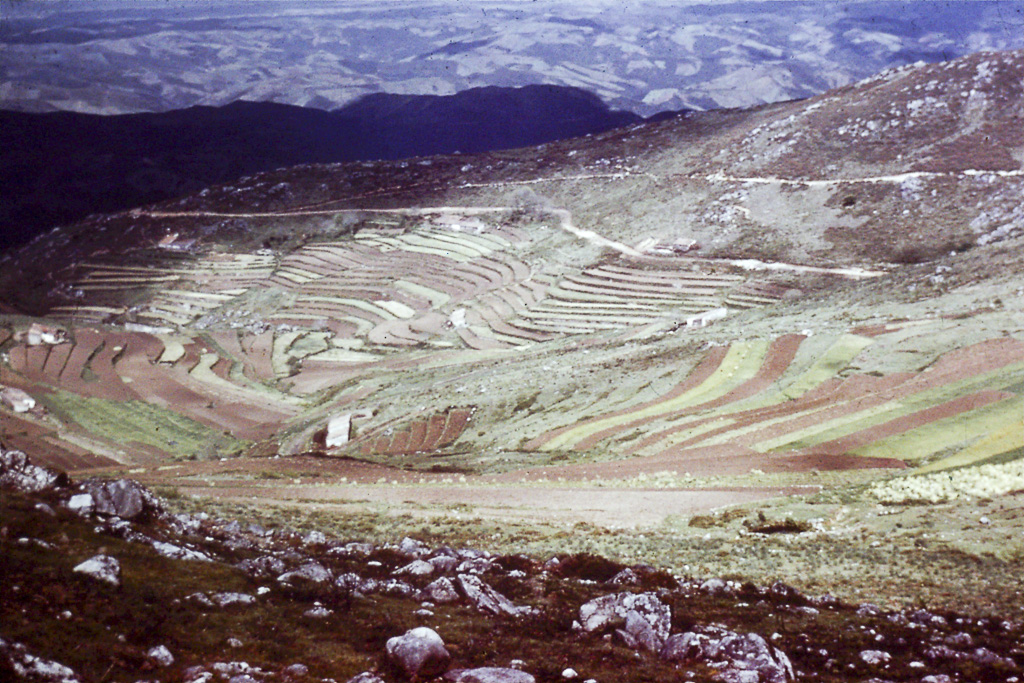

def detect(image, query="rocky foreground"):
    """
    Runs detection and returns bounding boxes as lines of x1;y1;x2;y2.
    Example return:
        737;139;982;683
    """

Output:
2;449;1022;683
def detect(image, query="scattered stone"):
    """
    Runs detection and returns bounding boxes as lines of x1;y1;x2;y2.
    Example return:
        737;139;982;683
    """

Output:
151;540;213;562
607;568;640;586
699;578;731;595
385;627;451;680
457;574;536;618
303;530;327;546
34;502;57;517
182;665;212;683
860;650;892;666
304;606;333;619
278;561;332;585
283;663;309;679
345;673;385;683
444;667;536;683
227;638;244;649
0;636;83;683
562;668;579;679
146;645;174;667
579;592;671;652
186;592;216;607
238;555;287;578
0;449;67;493
210;592;257;608
72;554;121;587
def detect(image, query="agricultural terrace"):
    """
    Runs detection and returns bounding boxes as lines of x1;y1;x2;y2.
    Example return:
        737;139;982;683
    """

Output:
1;205;1021;488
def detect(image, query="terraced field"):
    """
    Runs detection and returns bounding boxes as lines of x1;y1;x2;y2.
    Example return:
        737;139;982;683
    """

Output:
3;199;1019;487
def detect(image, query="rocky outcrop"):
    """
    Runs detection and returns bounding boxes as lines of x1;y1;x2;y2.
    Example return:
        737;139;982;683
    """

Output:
0;449;67;493
78;478;164;521
660;628;794;683
385;627;451;681
578;592;671;653
456;574;536;618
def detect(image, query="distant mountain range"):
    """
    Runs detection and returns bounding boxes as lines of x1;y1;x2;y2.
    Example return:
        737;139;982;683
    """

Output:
0;85;643;252
2;0;1022;117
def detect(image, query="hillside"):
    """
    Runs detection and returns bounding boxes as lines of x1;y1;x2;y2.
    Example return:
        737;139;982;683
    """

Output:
0;86;641;252
1;49;1024;683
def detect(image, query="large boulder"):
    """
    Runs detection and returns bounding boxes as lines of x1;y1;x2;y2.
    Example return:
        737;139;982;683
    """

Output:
79;478;162;521
578;592;671;652
456;575;536;618
423;578;460;604
385;627;451;681
0;449;67;493
443;668;536;683
660;629;793;683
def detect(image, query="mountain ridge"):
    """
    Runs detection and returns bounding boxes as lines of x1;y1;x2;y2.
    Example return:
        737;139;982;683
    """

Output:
0;84;644;253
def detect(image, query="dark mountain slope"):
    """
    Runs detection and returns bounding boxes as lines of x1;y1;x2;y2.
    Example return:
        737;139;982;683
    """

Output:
0;85;642;252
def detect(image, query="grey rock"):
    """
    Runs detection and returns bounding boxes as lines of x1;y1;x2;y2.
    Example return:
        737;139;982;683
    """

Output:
304;606;333;619
66;493;94;516
456;557;496;575
228;676;258;683
345;673;385;683
336;572;378;595
210;592;257;608
921;676;953;683
860;650;892;666
283;663;309;679
423;578;460;604
80;478;162;520
942;632;972;648
303;530;328;546
395;560;435;577
444;667;536;683
278;561;332;585
34;502;57;517
0;449;67;493
0;636;83;683
579;592;671;651
238;555;287;578
398;537;430;558
378;579;417;598
329;541;375;557
185;592;215;607
182;665;211;683
72;554;121;587
969;646;1013;667
456;574;536;618
660;630;793;683
607;568;640;586
151;540;212;562
428;556;460;573
699;578;731;595
385;627;451;680
147;645;174;667
345;674;385;683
